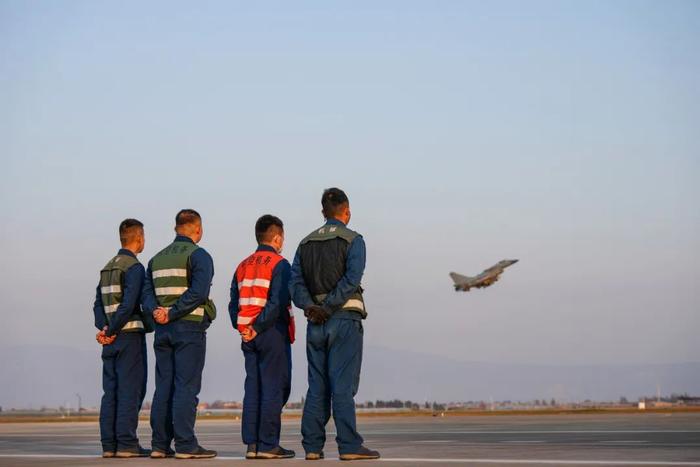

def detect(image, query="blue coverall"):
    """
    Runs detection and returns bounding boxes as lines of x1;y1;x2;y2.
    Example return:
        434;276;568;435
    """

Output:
289;218;367;455
93;248;148;453
142;235;214;454
229;245;293;451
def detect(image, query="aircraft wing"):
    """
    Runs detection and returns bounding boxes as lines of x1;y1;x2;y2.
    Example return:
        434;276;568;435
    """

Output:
472;271;501;288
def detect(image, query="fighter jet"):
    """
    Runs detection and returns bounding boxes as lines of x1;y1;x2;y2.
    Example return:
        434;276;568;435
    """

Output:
449;259;519;291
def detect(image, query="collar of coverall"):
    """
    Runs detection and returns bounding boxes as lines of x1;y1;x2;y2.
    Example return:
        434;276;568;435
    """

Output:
117;248;137;258
325;218;346;226
174;234;195;244
256;244;277;253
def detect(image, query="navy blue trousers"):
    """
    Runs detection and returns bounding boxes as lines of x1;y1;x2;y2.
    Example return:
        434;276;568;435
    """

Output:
150;323;207;453
99;332;147;452
302;318;364;455
241;321;292;451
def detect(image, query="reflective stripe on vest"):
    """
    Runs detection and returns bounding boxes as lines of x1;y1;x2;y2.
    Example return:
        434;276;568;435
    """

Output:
101;285;121;294
155;286;188;296
122;320;145;331
152;268;188;279
235;250;295;343
313;293;366;314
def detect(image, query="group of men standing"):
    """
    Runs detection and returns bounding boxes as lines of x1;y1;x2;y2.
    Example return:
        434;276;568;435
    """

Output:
93;188;380;461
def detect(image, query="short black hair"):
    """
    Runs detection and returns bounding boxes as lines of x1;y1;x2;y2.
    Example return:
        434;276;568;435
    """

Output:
119;218;144;246
321;187;349;218
255;214;284;244
176;209;201;227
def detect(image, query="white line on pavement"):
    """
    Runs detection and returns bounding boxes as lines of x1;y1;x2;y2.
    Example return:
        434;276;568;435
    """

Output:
598;440;649;443
499;440;546;443
361;430;700;434
377;459;700;465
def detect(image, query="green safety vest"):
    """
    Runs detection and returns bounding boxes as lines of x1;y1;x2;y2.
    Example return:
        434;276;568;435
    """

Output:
99;254;147;332
300;223;367;318
150;240;216;323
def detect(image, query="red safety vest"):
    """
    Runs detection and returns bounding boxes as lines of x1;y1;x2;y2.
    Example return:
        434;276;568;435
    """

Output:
234;250;295;343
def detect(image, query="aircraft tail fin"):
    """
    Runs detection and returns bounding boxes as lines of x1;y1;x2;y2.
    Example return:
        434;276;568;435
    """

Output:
449;272;471;284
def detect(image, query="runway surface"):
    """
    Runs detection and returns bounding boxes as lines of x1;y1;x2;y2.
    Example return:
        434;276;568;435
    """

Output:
1;413;699;466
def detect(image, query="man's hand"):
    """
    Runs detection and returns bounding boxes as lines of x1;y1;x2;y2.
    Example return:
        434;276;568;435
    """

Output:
96;326;116;346
153;307;170;324
240;326;257;343
304;305;330;324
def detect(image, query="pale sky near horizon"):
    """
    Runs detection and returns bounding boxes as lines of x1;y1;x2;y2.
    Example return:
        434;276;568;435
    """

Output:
1;0;698;385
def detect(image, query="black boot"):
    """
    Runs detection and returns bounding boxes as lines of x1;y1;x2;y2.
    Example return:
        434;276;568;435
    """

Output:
175;446;218;459
115;445;151;458
256;446;295;459
150;448;175;458
340;446;380;461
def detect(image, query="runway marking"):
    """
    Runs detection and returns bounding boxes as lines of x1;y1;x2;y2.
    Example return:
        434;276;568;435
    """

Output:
1;454;700;465
599;440;649;443
499;440;546;443
361;430;700;434
377;459;700;465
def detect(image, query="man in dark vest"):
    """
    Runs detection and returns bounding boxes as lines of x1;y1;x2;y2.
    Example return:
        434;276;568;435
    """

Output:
142;209;217;459
229;215;296;459
290;188;380;461
93;218;152;458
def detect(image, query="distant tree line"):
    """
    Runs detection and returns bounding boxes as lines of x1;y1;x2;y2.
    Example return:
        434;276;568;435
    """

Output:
357;400;446;411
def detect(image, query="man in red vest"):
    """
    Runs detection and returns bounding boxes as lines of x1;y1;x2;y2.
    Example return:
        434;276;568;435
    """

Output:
229;215;296;460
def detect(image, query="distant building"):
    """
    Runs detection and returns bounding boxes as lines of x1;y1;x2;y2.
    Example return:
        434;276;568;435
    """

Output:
651;401;674;408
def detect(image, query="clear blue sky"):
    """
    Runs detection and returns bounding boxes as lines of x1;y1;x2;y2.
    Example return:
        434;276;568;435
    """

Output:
1;0;698;400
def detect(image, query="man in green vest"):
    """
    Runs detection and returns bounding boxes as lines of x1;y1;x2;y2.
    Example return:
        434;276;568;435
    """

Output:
93;218;152;458
142;209;217;459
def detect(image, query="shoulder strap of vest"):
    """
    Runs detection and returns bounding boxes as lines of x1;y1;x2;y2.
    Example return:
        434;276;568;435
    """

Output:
101;254;139;273
184;243;200;285
266;250;284;267
300;224;360;245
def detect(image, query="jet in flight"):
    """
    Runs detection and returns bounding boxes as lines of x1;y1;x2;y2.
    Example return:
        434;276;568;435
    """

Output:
449;259;519;291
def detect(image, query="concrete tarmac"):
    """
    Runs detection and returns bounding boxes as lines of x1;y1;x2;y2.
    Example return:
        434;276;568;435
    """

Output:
1;413;699;466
